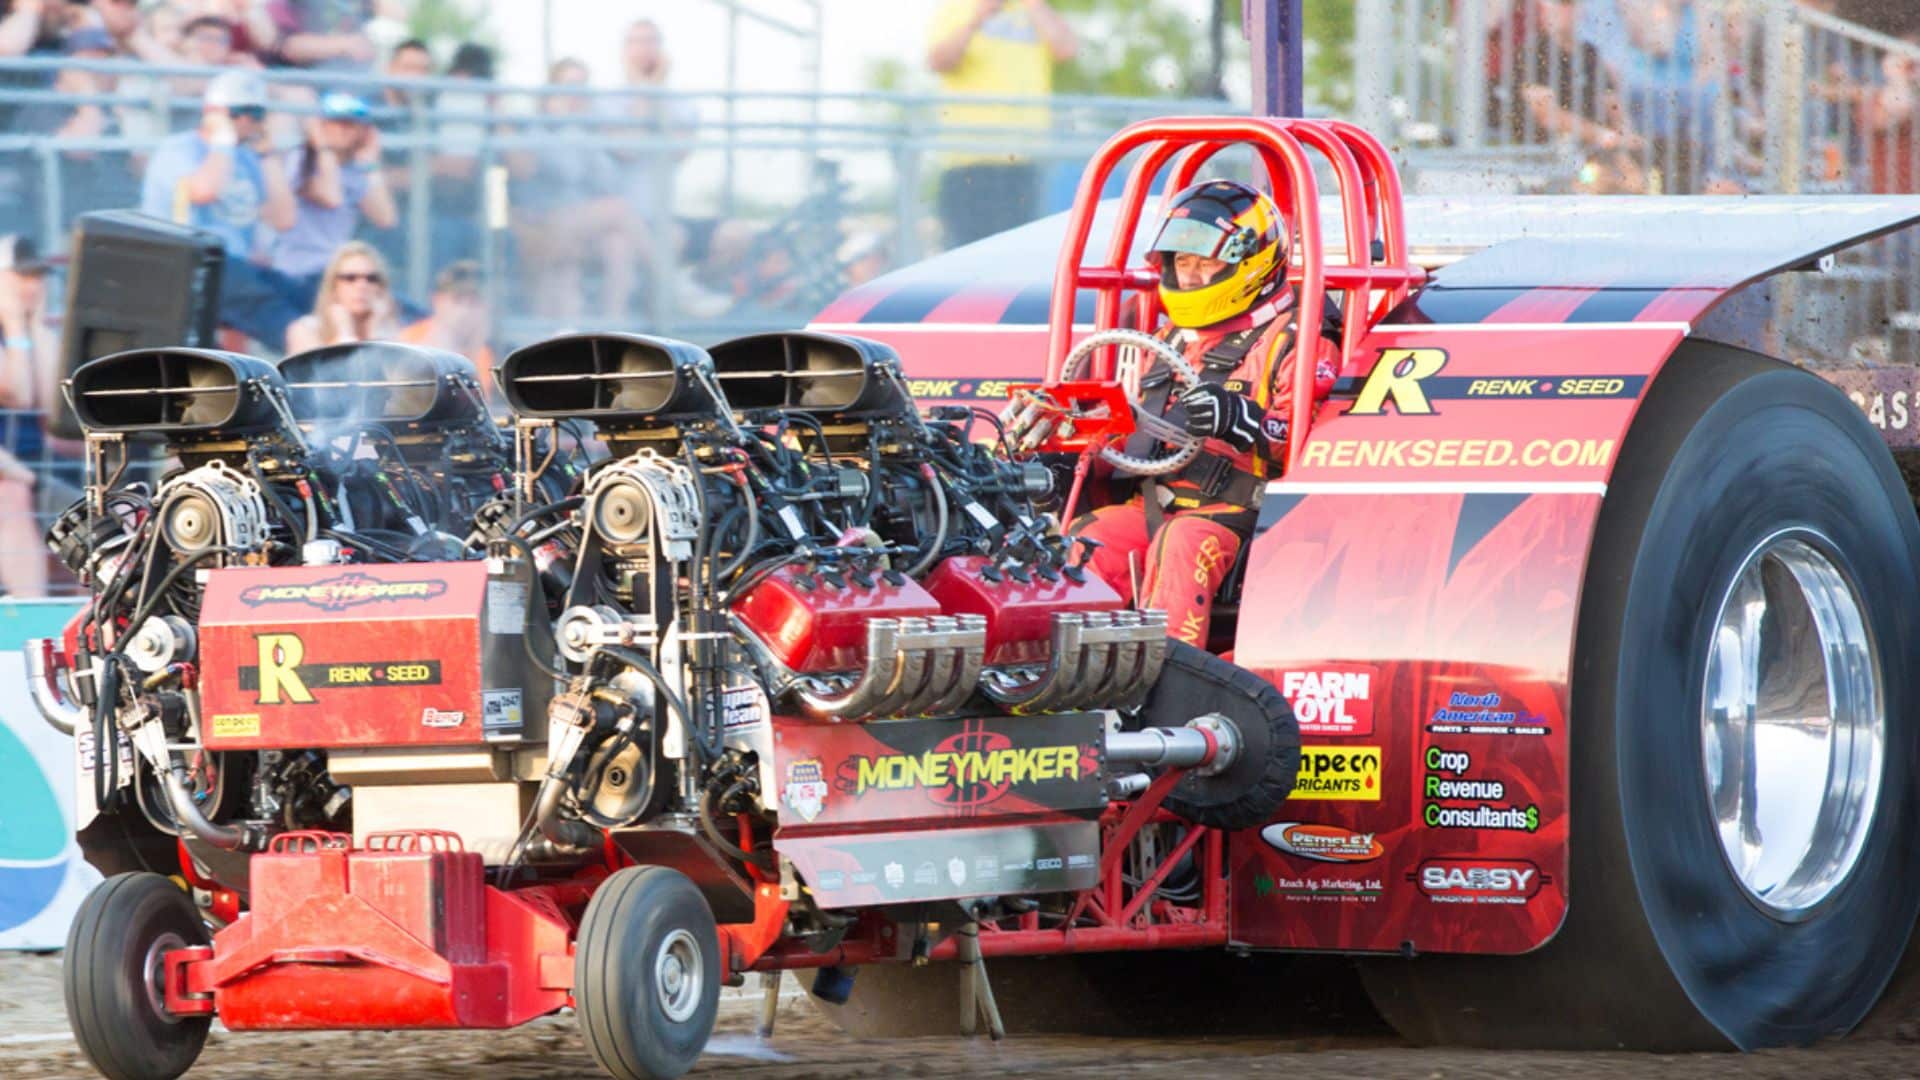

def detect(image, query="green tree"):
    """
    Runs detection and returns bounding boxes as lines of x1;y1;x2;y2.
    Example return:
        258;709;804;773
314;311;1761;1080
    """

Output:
406;0;496;58
1046;0;1353;108
1304;0;1356;113
1050;0;1222;98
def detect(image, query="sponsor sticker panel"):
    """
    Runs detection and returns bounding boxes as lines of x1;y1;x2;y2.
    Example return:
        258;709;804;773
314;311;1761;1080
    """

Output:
1233;478;1598;955
776;820;1099;908
1415;859;1548;905
1289;746;1383;801
1260;822;1384;864
1291;323;1682;484
1233;663;1572;956
1281;665;1376;737
772;712;1107;830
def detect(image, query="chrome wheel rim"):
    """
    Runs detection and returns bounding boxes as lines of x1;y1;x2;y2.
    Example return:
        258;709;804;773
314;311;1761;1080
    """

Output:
654;928;703;1024
1701;530;1884;919
143;931;187;1022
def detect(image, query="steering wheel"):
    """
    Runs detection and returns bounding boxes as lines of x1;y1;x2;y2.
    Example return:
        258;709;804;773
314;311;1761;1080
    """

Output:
1060;328;1202;477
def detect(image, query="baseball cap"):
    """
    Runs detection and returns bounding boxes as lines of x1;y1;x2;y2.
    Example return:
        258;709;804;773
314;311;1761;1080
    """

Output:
0;235;49;275
204;70;267;111
434;260;483;297
64;27;116;55
319;92;372;123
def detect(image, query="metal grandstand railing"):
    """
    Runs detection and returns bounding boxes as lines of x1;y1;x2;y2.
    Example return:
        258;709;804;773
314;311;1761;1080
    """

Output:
4;2;1917;595
0;57;1236;596
1350;0;1920;197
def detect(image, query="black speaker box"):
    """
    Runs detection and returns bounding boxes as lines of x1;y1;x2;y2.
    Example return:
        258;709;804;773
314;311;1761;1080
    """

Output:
52;210;224;439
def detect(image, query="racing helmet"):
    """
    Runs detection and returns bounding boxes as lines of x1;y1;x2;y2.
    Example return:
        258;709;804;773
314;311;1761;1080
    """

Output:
1147;179;1289;329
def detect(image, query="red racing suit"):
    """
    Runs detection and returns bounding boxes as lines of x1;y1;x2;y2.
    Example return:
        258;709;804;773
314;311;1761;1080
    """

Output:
1070;301;1337;648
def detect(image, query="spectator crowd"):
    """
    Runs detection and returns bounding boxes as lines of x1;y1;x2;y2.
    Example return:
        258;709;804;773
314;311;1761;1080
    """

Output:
0;2;917;597
0;0;1915;597
1470;0;1920;195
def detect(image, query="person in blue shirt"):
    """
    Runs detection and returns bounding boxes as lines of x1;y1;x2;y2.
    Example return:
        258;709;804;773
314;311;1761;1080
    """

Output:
270;92;398;300
140;69;304;350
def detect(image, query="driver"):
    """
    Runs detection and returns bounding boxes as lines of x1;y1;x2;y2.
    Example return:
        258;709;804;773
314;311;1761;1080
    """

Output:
1059;178;1336;648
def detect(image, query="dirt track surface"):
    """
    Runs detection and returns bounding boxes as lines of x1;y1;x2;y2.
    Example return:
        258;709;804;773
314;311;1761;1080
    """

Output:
10;953;1920;1080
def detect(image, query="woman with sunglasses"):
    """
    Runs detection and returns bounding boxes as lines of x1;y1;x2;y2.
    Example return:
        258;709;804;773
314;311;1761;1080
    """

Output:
284;240;400;353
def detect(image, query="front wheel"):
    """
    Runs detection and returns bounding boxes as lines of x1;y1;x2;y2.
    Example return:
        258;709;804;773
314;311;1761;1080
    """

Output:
574;866;722;1080
1131;641;1301;831
63;872;212;1080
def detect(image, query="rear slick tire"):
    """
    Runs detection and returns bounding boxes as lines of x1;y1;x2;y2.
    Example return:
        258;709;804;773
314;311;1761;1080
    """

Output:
1361;342;1920;1050
575;866;722;1080
63;872;212;1080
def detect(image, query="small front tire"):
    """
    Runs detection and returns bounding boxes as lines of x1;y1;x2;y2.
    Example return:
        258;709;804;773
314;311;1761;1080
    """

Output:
63;872;212;1080
575;866;722;1080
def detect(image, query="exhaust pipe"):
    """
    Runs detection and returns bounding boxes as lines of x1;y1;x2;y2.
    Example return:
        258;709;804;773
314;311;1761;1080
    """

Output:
162;762;265;850
980;610;1168;713
25;638;84;736
788;616;987;721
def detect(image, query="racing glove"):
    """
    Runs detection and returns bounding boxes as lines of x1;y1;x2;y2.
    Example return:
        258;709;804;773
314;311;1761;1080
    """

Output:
1179;383;1261;451
1000;389;1060;454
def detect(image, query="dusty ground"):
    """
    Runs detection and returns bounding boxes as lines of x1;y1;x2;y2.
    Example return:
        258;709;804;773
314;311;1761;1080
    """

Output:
8;953;1920;1079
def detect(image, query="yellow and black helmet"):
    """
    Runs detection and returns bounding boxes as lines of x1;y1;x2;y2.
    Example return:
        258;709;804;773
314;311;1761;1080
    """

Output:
1147;179;1289;329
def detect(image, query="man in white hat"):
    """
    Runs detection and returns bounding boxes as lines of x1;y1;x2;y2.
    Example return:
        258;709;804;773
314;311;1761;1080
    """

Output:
139;69;303;350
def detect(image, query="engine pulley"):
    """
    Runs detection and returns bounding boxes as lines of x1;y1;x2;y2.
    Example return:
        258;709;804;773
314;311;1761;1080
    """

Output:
156;460;269;557
125;615;197;674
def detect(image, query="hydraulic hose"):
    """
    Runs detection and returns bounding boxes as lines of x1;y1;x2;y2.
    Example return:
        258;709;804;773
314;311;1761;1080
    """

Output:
509;495;584;537
529;767;601;855
907;464;949;577
159;760;259;850
699;776;770;869
592;645;705;762
717;474;760;582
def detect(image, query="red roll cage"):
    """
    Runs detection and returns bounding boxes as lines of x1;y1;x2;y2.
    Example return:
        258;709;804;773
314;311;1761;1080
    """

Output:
1042;117;1426;468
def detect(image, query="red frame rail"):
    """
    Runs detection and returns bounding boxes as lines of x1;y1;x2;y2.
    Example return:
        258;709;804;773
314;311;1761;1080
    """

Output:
743;769;1231;973
1042;116;1424;469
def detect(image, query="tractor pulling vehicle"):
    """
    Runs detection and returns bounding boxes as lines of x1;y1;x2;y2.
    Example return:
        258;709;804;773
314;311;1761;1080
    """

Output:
32;114;1920;1079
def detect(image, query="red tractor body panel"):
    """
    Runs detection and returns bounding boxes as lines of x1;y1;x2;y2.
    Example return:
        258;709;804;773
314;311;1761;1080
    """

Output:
771;712;1108;908
1222;322;1680;952
817;192;1920;956
198;562;504;750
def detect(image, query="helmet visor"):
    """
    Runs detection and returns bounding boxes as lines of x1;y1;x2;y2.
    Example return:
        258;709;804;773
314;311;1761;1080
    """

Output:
1150;216;1237;261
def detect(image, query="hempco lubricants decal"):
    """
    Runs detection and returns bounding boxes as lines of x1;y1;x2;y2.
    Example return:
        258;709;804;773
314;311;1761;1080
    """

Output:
239;572;449;611
1423;746;1539;833
836;728;1097;810
238;633;441;705
1280;666;1375;737
1414;859;1547;905
1289;746;1381;801
1261;822;1384;863
1425;689;1549;736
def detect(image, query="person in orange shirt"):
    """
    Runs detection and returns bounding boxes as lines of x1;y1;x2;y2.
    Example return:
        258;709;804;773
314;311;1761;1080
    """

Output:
399;260;498;403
